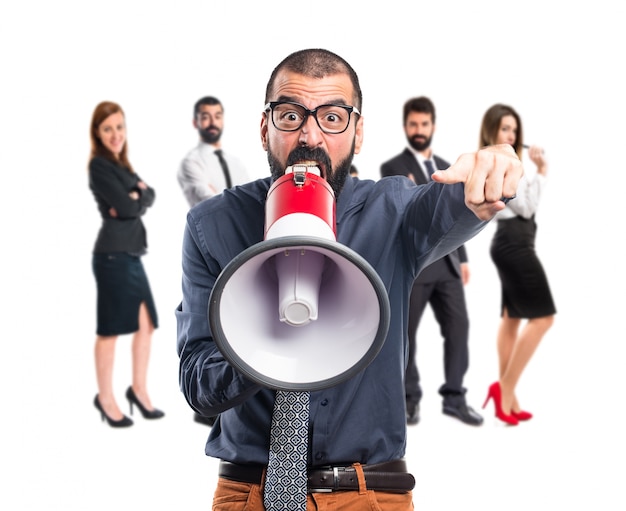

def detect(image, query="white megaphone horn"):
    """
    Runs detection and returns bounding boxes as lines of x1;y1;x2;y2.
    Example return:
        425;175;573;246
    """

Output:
208;164;390;391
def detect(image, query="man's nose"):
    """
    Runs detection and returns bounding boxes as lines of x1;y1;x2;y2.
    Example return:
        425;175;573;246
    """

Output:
298;115;324;145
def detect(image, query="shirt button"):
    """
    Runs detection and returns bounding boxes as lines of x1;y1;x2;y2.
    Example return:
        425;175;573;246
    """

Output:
321;399;328;406
315;452;325;461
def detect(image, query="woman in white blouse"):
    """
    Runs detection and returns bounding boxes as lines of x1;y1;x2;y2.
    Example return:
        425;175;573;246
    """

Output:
479;104;556;426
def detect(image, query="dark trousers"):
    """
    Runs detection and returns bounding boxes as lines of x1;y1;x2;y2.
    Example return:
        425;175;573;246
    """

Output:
405;262;469;406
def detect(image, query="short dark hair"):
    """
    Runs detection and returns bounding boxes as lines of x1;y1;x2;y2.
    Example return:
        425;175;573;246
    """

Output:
194;96;222;117
264;48;363;112
403;96;436;124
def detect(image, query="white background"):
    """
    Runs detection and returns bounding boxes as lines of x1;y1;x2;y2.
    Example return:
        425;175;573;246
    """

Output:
1;1;625;509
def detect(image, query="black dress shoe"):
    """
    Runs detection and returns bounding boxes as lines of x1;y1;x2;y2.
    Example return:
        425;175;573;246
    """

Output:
406;403;420;425
442;401;484;426
194;412;217;426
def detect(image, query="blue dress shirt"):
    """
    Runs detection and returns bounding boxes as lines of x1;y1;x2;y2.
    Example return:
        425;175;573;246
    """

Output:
176;174;487;467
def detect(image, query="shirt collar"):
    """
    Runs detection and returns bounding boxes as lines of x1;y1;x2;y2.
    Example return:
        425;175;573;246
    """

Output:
407;145;433;166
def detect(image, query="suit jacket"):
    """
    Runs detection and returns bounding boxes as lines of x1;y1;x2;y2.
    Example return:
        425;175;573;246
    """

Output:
380;148;468;283
89;156;156;254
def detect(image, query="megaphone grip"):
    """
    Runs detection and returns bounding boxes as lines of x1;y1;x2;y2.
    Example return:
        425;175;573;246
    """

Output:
275;248;325;326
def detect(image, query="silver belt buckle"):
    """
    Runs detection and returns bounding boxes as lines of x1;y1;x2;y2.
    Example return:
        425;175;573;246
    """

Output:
309;466;340;493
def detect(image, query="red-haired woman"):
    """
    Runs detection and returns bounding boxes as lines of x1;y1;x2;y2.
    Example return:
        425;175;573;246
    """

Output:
88;101;164;427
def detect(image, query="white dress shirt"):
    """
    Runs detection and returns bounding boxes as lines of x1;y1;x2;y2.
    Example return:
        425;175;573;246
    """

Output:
177;141;250;207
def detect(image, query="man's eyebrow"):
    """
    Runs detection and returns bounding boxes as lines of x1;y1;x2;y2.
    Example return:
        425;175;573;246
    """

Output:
273;95;297;103
273;96;351;106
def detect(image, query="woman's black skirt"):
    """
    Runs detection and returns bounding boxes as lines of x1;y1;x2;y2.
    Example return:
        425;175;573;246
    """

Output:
490;216;556;319
92;252;159;336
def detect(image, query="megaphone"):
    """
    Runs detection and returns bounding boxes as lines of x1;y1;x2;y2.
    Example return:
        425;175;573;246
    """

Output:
208;164;390;391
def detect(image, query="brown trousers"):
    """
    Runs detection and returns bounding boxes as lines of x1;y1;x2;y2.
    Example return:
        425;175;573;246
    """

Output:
212;463;414;510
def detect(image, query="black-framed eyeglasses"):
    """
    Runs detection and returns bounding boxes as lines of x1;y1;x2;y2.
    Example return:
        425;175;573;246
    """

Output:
264;101;360;134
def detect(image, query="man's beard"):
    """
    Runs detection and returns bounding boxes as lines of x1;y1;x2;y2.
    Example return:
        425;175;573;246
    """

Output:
408;134;432;152
199;126;222;144
266;143;354;200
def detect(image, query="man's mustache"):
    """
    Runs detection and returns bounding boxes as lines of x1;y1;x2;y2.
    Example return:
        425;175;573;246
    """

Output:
286;147;331;169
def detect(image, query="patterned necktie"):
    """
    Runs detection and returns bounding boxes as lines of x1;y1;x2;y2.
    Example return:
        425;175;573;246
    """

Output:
264;390;310;511
214;149;232;189
424;159;436;180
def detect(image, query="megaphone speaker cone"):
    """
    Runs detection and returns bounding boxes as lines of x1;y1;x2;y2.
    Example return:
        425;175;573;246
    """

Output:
208;236;390;391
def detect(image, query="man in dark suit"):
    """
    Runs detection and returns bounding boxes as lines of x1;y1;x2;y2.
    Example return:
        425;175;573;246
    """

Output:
380;96;483;426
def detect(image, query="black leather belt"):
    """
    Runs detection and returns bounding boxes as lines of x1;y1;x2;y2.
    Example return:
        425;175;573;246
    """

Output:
218;459;415;493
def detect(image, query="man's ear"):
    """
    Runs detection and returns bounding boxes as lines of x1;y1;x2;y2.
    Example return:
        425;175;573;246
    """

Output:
260;112;269;151
353;115;364;155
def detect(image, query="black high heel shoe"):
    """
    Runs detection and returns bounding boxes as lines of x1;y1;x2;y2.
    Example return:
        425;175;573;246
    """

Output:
94;395;133;428
126;386;165;419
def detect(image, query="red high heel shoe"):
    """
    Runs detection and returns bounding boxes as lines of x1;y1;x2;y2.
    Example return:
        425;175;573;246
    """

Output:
482;382;518;426
511;410;533;421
